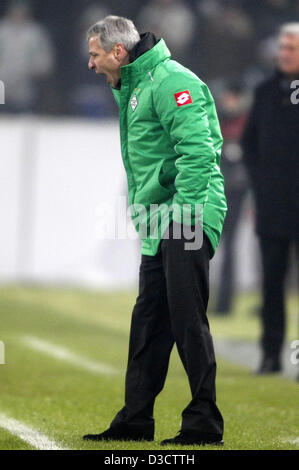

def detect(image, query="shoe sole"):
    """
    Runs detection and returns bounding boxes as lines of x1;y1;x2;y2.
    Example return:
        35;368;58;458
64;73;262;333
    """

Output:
83;435;154;442
160;439;224;446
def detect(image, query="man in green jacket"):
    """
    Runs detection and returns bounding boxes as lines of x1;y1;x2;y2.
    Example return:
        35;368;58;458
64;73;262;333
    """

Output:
84;15;227;446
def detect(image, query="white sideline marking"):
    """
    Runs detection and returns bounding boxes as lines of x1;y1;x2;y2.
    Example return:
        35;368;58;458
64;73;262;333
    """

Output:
282;437;299;446
0;413;67;450
22;336;119;376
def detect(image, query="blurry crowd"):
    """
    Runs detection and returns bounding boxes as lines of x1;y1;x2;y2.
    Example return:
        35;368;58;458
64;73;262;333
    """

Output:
0;0;299;117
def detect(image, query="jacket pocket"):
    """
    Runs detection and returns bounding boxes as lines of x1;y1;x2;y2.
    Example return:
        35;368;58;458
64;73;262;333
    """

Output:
134;160;174;206
158;159;177;192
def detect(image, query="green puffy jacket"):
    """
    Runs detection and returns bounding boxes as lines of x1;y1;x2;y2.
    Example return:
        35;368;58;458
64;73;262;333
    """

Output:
111;38;227;257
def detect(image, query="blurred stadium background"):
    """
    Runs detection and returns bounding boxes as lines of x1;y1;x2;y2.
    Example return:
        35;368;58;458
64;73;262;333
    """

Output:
0;0;298;450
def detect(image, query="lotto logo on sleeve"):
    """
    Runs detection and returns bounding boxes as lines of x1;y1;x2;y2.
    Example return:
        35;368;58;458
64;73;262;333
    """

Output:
174;90;192;107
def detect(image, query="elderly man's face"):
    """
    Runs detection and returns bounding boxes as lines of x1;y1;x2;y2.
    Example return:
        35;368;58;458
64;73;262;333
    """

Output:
88;36;129;87
278;33;299;75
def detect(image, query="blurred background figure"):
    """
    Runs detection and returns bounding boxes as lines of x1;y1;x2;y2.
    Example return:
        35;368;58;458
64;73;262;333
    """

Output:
136;0;195;63
214;83;249;315
196;0;256;84
0;0;54;113
242;23;299;374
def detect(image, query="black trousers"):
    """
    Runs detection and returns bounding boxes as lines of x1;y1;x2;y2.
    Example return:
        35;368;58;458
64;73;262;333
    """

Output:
259;236;299;359
111;224;224;439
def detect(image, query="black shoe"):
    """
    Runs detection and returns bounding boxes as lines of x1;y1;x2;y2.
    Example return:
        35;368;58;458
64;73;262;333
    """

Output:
83;423;154;442
160;430;224;447
255;356;282;375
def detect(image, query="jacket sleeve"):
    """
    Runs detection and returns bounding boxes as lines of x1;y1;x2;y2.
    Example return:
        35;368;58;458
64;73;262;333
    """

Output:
241;88;260;186
153;71;221;224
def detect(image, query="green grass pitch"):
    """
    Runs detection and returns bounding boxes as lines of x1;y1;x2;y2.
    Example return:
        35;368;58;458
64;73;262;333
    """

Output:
0;286;298;450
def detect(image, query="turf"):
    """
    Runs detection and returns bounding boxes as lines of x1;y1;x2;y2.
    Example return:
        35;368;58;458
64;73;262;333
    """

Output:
0;286;298;450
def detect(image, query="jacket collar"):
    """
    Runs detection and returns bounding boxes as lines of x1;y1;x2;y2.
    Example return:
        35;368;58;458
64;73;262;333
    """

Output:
129;32;159;62
123;35;171;76
114;33;171;89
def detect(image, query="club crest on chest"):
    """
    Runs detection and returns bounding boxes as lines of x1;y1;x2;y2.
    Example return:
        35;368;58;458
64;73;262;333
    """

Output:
131;94;138;112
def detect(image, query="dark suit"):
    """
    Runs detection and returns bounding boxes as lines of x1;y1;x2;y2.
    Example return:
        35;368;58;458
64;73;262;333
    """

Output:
242;71;299;359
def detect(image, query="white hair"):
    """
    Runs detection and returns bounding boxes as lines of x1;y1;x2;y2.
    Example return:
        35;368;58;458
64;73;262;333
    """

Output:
87;15;140;52
280;23;299;37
